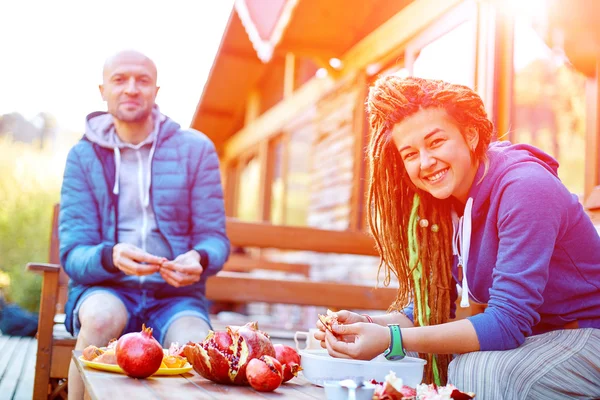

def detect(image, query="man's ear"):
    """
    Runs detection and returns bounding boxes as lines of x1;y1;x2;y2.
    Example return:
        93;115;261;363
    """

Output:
99;84;106;101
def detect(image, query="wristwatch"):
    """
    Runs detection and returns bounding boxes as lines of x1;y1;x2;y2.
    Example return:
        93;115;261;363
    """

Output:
383;324;406;361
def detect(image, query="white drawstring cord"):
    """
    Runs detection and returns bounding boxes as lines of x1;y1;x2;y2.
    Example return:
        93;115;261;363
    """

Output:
112;147;121;195
453;198;474;308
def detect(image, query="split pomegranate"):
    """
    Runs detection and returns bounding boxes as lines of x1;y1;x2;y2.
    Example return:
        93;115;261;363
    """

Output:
184;321;275;385
273;344;301;382
116;324;163;378
246;355;283;392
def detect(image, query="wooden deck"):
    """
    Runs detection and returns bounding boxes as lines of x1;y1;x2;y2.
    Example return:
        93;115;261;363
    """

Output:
0;335;37;400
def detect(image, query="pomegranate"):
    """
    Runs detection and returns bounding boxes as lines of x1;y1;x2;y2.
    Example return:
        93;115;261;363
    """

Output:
273;344;301;382
183;321;275;385
116;325;163;378
246;355;283;392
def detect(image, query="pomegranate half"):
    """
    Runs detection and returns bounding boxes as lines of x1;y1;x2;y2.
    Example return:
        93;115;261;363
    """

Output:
183;321;275;385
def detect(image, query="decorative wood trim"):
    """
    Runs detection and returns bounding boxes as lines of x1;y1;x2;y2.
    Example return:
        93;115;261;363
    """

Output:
284;52;296;98
281;133;290;224
245;89;261;126
492;4;514;140
258;140;271;221
350;72;368;231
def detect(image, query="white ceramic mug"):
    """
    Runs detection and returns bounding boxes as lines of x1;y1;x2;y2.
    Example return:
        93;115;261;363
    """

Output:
294;328;322;350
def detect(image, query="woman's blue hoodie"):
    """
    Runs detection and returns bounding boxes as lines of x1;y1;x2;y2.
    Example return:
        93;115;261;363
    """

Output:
458;141;600;351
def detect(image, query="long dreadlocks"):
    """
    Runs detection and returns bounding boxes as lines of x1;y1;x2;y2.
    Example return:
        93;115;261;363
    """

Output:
365;76;493;385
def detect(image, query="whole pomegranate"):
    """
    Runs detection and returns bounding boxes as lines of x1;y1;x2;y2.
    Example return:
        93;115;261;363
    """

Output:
246;355;283;392
116;325;163;378
273;344;301;382
183;321;275;385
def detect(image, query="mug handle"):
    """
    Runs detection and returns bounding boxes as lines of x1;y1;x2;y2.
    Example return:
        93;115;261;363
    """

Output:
294;331;309;350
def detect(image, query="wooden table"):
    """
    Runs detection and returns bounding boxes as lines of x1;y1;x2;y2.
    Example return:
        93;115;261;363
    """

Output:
73;351;327;399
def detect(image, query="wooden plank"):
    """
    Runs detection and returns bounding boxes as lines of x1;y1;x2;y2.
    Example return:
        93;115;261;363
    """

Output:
73;351;157;400
142;373;220;400
182;375;266;399
226;219;378;256
0;336;20;381
0;335;10;352
224;254;310;276
13;337;37;400
0;337;30;398
206;272;396;310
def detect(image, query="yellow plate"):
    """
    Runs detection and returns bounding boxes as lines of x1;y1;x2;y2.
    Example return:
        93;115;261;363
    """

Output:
79;356;193;376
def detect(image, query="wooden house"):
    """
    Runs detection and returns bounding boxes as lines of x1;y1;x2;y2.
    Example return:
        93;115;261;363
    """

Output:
191;0;600;323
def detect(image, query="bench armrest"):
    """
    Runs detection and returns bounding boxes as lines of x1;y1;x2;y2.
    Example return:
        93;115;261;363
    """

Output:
27;262;61;274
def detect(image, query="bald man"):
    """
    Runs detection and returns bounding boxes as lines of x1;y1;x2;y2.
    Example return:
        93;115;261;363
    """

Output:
59;50;230;399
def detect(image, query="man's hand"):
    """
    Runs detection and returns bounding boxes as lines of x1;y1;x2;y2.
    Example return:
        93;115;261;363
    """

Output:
113;243;165;276
160;250;204;288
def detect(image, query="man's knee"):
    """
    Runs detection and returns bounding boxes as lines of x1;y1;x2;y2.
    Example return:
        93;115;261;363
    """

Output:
163;316;210;347
78;292;128;342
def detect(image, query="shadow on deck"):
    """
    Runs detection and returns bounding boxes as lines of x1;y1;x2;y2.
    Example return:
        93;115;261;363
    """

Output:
0;335;36;400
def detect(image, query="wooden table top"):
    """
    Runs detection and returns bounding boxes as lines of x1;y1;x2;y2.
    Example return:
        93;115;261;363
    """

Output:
73;350;327;399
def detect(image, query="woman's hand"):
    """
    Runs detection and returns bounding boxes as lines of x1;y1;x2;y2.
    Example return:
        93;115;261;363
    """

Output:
324;322;390;360
314;310;370;344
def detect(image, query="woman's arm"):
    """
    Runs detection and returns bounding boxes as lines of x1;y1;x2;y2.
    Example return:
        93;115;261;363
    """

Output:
325;318;479;360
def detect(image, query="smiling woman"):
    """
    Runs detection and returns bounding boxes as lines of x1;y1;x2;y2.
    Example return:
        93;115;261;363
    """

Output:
314;76;600;398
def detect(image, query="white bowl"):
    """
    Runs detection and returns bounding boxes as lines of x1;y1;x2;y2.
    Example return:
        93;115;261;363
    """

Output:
300;349;426;388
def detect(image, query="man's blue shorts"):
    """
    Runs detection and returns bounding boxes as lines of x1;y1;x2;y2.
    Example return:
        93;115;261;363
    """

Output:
71;286;211;346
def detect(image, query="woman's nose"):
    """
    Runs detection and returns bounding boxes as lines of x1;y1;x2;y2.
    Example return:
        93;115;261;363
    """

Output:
419;150;437;170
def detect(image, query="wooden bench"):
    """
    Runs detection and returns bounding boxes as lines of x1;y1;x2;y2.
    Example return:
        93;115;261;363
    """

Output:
28;205;397;399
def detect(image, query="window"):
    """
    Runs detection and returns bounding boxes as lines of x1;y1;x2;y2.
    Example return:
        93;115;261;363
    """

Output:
408;1;478;89
285;129;312;226
412;20;477;88
512;14;586;195
236;155;261;221
269;138;285;224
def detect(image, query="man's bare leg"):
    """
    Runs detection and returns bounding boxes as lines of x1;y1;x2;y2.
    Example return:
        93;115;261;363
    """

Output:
68;292;128;400
162;316;210;348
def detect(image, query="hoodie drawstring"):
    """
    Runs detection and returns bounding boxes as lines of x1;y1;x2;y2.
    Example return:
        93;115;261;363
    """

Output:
453;197;474;308
144;139;157;207
113;147;121;195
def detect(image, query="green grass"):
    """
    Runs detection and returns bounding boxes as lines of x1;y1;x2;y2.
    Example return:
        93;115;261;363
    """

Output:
0;136;63;312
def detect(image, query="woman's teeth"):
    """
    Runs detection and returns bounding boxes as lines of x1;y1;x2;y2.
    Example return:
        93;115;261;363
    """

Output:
427;169;447;182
